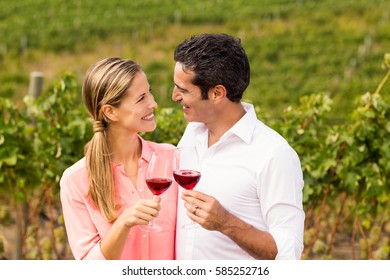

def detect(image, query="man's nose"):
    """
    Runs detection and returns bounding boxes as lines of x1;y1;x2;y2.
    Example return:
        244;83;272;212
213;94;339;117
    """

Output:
172;87;181;102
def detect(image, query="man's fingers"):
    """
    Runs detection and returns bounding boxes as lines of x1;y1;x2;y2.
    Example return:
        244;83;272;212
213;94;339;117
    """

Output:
182;190;211;205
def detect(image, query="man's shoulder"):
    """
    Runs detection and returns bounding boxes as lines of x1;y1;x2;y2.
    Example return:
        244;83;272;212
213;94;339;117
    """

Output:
252;121;295;151
182;122;207;136
186;122;206;130
179;122;207;142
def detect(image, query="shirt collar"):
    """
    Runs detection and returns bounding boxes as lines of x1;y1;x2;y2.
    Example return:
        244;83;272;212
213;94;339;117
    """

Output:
138;134;152;164
220;102;257;144
194;102;257;146
112;134;151;171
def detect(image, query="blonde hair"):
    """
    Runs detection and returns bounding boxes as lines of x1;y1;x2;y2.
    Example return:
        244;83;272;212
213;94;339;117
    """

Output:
82;57;141;222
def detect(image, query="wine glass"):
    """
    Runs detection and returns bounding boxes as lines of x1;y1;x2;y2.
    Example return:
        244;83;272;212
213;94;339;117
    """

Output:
139;149;173;232
173;146;202;229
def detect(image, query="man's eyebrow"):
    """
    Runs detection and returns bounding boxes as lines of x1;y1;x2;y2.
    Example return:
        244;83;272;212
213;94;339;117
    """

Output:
174;83;188;92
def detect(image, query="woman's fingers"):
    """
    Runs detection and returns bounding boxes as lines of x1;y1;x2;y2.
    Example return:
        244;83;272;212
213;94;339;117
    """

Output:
122;199;161;226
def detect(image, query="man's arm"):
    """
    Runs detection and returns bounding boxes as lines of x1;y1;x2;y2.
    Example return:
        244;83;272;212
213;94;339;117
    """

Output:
182;190;278;259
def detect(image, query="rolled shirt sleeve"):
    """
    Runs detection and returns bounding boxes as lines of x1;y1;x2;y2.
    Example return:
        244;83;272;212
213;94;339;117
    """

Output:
259;143;305;260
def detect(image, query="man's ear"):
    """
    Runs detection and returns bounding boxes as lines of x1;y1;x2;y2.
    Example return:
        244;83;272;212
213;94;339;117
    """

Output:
209;85;226;102
101;104;117;122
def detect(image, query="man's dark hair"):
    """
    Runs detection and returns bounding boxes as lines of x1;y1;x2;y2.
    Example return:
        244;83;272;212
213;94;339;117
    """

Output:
174;33;250;102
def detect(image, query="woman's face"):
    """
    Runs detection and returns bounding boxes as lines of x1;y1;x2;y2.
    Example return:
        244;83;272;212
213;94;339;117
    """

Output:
113;71;157;134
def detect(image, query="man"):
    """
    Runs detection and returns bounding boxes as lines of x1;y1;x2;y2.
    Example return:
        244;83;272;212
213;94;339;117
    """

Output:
172;33;305;260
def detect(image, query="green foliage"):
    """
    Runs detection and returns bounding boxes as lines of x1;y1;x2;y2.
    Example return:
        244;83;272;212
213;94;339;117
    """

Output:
1;0;390;118
0;73;91;259
257;54;389;259
141;107;186;146
0;96;31;199
0;234;5;258
24;73;91;188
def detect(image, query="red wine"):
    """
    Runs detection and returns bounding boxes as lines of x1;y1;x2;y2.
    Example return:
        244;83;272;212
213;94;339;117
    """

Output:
173;170;201;190
146;178;173;195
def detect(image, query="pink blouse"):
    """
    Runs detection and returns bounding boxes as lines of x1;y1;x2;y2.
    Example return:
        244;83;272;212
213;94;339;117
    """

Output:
60;137;177;260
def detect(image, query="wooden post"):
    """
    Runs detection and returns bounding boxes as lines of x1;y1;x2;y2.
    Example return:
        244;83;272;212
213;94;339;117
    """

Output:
15;71;44;259
28;72;44;99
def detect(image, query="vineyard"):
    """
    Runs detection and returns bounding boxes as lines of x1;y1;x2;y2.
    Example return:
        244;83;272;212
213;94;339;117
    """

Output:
1;0;390;259
1;0;390;117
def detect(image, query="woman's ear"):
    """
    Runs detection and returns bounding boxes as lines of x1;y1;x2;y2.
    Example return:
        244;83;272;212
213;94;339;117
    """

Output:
209;84;227;102
101;104;117;122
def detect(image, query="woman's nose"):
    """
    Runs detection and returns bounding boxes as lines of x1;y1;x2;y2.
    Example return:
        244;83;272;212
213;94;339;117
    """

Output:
149;94;158;108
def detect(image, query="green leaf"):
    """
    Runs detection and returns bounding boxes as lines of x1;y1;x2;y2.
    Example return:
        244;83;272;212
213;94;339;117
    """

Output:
385;53;390;65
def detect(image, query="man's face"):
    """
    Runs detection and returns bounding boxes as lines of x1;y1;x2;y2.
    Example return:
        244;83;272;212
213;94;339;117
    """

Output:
172;62;212;123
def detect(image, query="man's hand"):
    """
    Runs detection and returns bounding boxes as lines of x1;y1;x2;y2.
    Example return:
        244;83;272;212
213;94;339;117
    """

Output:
181;189;278;259
181;190;229;231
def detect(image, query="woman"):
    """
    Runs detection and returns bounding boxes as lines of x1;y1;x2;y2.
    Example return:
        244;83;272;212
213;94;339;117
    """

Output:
60;57;177;260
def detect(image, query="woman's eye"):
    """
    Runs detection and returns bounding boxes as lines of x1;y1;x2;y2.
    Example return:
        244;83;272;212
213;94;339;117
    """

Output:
136;95;145;103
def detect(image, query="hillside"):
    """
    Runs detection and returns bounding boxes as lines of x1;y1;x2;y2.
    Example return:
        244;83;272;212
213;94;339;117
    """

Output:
1;0;389;118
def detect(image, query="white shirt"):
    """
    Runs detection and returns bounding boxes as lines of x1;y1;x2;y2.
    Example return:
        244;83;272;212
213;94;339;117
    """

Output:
176;102;305;260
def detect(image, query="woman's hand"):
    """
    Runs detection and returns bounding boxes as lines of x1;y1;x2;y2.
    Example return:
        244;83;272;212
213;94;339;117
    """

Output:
100;197;161;259
119;197;161;228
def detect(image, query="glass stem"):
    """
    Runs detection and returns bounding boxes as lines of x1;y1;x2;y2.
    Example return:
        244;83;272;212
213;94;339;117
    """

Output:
149;195;158;228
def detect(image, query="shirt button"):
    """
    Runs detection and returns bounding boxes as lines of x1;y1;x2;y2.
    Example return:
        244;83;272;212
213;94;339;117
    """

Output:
142;234;146;238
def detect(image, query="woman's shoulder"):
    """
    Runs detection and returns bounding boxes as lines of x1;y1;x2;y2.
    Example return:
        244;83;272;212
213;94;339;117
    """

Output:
60;157;89;194
62;157;87;177
143;140;175;151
